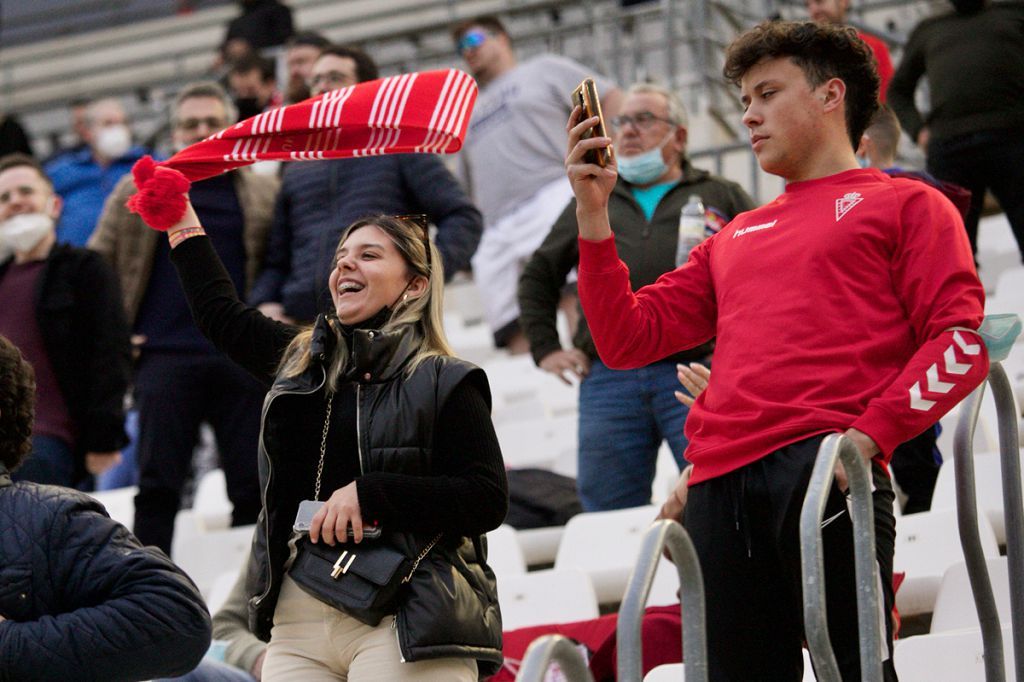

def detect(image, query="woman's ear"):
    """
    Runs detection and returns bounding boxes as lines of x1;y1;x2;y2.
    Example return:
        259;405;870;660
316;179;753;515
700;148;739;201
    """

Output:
407;274;429;299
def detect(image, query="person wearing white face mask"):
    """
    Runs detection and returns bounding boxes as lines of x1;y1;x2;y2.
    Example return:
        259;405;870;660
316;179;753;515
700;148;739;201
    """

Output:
0;153;132;488
518;83;756;511
90;81;278;555
44;98;147;247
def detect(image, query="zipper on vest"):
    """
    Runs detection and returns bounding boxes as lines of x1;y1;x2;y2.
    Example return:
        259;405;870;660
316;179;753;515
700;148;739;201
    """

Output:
393;612;406;662
356;384;365;475
252;367;327;616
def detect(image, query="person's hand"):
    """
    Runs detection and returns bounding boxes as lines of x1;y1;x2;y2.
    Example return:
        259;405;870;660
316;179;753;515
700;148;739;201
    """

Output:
310;481;363;545
916;127;930;149
168;199;201;234
539;349;590;385
250;650;266;681
258;302;295;324
834;428;878;494
657;465;693;523
675;363;710;407
565;106;617;240
85;451;122;476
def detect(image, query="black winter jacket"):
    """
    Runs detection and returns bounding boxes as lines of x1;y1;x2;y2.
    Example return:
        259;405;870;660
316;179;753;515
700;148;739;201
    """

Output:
0;244;131;467
170;236;506;675
249;155;483;321
0;466;211;681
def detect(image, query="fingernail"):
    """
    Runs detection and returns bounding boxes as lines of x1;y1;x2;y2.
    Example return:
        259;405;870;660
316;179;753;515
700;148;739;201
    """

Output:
677;364;685;371
690;362;702;368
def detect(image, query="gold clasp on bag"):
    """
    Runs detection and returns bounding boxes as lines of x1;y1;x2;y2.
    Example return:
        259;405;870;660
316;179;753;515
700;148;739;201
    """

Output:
331;551;356;579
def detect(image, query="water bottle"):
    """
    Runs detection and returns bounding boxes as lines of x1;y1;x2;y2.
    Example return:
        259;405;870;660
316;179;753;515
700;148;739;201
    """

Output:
675;194;706;266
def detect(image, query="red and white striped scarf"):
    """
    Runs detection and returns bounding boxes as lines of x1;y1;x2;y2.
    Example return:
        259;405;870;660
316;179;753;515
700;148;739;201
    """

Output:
127;68;477;229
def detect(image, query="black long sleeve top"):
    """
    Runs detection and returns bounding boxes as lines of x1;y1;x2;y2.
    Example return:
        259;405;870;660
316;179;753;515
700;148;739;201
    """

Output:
888;3;1024;141
169;235;508;537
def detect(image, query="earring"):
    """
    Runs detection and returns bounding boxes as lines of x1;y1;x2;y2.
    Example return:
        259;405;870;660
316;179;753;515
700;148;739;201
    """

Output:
403;294;409;303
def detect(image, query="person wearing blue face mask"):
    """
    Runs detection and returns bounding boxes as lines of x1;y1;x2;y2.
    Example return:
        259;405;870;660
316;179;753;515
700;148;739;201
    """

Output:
518;83;756;511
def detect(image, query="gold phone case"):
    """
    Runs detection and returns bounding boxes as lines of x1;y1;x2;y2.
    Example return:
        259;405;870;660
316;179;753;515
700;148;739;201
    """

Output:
572;78;611;167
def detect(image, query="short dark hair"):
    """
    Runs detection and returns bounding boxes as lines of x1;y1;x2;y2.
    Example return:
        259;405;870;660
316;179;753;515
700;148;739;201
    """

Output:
451;15;509;44
864;104;901;159
0;153;53;189
229;53;276;83
288;31;330;50
0;336;36;472
318;45;379;83
723;20;879;150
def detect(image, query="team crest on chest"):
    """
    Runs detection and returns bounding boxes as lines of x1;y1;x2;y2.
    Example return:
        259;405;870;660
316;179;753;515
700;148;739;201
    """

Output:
835;192;864;222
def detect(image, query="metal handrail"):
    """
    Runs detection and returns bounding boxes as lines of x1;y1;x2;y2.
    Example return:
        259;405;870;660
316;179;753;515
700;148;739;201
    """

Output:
617;519;707;682
954;355;1024;682
800;433;883;682
953;381;1006;682
515;634;595;682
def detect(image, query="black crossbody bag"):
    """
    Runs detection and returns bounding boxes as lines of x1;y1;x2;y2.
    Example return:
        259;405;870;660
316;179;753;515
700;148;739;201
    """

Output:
288;393;439;626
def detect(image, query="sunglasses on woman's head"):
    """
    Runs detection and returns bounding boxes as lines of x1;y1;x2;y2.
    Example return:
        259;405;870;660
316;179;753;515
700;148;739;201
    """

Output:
393;214;432;272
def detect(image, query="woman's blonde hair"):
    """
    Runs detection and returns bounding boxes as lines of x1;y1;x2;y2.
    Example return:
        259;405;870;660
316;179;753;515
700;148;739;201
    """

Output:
278;215;453;391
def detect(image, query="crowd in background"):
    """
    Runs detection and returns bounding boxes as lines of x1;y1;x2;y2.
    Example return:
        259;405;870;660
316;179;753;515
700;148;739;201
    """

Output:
0;0;1022;679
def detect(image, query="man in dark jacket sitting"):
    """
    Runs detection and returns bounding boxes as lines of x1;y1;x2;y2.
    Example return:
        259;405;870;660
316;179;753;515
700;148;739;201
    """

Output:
0;334;212;681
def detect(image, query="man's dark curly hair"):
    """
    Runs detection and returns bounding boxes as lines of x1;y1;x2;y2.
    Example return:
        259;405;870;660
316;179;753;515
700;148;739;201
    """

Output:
723;20;880;150
0;336;35;471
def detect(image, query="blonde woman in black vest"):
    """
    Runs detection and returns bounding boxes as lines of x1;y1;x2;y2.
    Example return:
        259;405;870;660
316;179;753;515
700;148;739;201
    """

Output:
153;200;506;681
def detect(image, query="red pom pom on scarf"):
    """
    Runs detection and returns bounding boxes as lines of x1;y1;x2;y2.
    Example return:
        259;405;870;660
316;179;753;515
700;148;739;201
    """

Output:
124;155;191;231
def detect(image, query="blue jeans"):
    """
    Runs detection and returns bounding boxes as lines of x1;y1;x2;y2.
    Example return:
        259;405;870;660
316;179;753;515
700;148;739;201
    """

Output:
577;360;693;511
96;409;139;490
12;434;74;487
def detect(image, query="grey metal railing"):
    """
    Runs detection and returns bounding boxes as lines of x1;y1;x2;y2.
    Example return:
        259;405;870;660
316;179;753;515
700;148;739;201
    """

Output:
953;314;1023;682
515;634;595;682
800;433;883;682
617;519;707;682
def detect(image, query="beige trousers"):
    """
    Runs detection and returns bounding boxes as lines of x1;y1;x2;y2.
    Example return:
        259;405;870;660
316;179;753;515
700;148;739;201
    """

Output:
262;575;479;681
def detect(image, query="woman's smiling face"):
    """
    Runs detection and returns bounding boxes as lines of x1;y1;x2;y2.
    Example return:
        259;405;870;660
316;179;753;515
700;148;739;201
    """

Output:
328;224;414;325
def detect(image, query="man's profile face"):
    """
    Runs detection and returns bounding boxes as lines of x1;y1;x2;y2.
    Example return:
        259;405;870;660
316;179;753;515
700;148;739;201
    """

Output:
612;92;685;166
740;57;826;178
229;68;272;103
174;97;230;149
806;0;849;24
309;55;359;96
0;167;60;222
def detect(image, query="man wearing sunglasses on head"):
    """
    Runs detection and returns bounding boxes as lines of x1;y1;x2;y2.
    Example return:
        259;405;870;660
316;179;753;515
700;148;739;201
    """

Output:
452;15;623;353
519;83;754;511
90;81;277;554
248;45;483;327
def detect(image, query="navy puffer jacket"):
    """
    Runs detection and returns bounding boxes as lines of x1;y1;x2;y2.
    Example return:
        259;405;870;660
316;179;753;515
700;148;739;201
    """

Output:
0;471;211;681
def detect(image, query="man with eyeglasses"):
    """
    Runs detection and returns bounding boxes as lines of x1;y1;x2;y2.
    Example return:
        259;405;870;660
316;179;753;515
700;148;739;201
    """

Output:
89;81;278;554
249;45;483;325
452;15;623;353
519;83;754;511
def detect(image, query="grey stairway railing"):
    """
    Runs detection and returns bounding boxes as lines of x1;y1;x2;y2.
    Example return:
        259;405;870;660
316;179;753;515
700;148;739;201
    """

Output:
516;518;706;682
800;433;883;682
516;634;595;682
952;313;1023;682
617;519;707;682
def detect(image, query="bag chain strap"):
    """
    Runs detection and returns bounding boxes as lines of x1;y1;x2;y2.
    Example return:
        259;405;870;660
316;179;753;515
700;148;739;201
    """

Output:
316;391;442;577
314;393;333;501
403;533;443;583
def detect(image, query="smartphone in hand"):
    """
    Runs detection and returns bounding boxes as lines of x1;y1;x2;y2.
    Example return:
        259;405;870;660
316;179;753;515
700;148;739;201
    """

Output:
293;499;383;539
571;78;611;167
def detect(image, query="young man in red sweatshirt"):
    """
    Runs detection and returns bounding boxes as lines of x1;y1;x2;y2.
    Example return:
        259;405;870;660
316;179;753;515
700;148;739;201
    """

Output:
566;20;988;682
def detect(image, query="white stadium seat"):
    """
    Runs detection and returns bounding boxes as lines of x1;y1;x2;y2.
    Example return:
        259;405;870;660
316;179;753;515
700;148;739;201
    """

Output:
498;569;599;631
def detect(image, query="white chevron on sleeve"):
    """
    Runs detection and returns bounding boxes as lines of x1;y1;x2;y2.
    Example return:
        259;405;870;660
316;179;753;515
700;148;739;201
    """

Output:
953;331;981;356
926;363;955;393
910;381;937;411
944;345;971;375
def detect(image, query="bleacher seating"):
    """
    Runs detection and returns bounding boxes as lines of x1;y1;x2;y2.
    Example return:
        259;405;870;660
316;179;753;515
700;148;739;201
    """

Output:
893;508;1000;617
